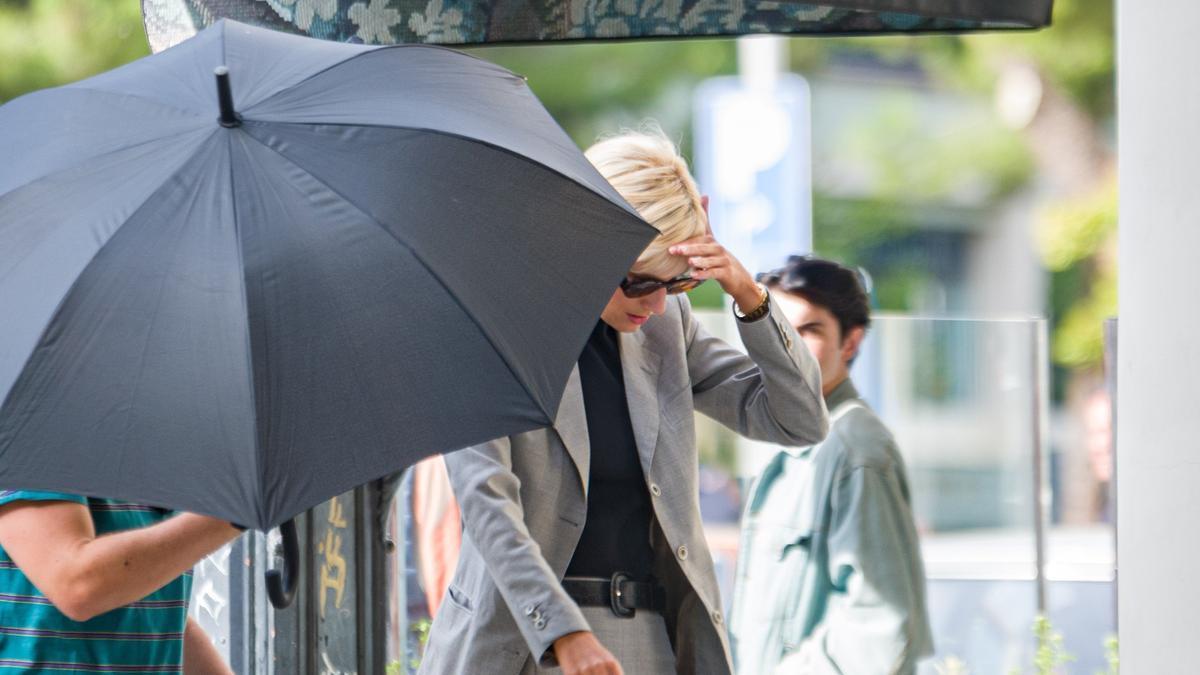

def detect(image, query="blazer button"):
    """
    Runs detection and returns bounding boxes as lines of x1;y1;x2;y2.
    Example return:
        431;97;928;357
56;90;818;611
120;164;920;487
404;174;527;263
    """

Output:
535;618;547;630
712;610;723;625
524;605;536;617
677;545;688;561
650;483;662;497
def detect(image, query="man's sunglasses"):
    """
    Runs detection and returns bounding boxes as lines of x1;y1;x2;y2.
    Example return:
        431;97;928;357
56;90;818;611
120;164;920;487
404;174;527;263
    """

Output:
619;273;706;298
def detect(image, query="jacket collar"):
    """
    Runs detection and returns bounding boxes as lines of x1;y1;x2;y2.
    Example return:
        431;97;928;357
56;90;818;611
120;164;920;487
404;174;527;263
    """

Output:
825;378;860;412
553;366;590;498
618;328;664;477
553;326;665;497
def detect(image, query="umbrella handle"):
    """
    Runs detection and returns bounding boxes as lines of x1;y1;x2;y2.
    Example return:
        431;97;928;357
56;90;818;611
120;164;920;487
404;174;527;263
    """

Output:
266;518;300;609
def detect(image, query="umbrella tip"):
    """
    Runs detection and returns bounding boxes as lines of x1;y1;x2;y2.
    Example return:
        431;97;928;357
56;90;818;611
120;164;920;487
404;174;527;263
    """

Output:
214;66;241;128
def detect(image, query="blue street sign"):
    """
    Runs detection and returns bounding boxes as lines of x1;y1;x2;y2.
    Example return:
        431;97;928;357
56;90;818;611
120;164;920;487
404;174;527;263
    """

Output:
694;73;813;279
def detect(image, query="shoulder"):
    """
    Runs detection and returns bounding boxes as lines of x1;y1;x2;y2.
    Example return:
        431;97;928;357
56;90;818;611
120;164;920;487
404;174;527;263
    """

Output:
823;403;904;474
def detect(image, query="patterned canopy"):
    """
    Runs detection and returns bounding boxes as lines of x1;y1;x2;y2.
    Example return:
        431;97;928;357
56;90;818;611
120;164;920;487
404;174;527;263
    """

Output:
143;0;1054;53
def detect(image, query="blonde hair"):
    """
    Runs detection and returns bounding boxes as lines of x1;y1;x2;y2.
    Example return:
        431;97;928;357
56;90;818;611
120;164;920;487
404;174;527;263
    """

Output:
586;128;707;279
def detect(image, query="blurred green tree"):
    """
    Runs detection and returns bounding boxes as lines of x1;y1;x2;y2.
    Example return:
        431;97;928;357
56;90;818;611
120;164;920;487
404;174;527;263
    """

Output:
0;0;149;103
812;0;1116;370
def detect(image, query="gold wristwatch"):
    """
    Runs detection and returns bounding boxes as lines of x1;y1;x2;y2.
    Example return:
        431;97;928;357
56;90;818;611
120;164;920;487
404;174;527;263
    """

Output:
734;283;770;323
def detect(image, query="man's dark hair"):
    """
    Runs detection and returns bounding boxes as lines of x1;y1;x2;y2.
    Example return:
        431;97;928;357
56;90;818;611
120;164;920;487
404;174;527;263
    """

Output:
758;255;871;341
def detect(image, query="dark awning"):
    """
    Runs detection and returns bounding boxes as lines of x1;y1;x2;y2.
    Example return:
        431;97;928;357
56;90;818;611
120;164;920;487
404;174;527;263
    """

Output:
142;0;1054;53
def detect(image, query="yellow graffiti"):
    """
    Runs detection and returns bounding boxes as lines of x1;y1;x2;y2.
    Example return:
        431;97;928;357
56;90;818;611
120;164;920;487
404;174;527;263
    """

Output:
317;496;349;618
328;497;348;529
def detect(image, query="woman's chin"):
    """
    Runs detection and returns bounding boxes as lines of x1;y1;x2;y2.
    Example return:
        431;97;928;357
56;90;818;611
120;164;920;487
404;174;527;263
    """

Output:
609;320;643;333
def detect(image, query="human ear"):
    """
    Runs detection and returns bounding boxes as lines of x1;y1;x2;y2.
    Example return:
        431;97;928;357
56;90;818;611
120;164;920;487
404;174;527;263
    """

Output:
842;326;866;364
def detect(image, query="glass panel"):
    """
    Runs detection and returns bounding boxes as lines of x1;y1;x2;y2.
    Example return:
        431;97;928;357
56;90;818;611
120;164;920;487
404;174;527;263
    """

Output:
862;315;1048;674
694;310;1053;674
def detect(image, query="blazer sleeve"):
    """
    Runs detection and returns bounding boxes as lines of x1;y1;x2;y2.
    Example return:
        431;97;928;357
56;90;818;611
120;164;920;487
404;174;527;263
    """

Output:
681;292;829;447
443;437;591;666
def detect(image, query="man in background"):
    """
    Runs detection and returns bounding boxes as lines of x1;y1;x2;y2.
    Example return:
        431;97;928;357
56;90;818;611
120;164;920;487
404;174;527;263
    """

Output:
730;255;932;674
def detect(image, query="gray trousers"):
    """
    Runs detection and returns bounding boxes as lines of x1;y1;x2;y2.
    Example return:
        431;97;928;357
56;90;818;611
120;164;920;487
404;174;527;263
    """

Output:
520;606;676;674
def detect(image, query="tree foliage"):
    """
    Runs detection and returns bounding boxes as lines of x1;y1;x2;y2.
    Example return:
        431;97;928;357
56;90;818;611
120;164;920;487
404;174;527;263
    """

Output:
0;0;149;103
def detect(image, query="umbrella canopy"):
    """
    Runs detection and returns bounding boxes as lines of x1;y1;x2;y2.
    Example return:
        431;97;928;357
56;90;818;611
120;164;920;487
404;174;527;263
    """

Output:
142;0;1054;52
0;19;656;532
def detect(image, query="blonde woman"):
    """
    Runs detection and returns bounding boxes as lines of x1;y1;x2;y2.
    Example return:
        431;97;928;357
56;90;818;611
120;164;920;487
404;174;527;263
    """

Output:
419;130;828;675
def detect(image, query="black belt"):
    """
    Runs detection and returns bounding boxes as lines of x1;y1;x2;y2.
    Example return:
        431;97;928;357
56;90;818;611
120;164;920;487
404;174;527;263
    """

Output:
563;572;667;618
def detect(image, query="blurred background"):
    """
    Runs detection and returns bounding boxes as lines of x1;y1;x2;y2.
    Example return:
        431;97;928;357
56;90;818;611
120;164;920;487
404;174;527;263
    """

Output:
0;1;1115;672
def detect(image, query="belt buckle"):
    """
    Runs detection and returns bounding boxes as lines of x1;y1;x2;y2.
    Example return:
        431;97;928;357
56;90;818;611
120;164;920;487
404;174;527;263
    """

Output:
609;571;635;619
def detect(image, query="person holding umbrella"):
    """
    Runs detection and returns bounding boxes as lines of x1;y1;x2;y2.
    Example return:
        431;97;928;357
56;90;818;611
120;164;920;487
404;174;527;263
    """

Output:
420;129;829;675
0;492;242;672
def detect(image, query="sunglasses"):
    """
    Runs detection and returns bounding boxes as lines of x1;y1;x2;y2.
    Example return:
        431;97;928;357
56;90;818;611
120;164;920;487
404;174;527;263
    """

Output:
619;273;705;298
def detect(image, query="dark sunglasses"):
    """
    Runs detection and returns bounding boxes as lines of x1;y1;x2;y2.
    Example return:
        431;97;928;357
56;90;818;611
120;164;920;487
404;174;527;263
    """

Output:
619;273;705;298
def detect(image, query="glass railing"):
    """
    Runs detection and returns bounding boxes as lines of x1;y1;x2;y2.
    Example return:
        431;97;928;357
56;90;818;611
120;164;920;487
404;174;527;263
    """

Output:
693;309;1114;674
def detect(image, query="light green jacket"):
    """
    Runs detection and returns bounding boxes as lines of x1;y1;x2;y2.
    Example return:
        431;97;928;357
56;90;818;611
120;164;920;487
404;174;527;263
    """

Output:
730;379;933;674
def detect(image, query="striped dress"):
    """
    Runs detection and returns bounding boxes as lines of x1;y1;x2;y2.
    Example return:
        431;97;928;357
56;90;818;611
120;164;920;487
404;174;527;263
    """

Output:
0;491;192;674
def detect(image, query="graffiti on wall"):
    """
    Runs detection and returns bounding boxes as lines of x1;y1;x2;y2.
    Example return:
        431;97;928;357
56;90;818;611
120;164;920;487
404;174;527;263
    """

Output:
318;496;350;619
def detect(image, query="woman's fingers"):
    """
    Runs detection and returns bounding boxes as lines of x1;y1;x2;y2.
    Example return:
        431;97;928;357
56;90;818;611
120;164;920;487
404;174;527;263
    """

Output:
688;255;726;270
671;241;721;257
692;265;736;281
580;658;622;675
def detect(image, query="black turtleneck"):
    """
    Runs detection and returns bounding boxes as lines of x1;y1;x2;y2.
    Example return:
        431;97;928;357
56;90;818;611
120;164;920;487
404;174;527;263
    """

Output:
565;321;655;581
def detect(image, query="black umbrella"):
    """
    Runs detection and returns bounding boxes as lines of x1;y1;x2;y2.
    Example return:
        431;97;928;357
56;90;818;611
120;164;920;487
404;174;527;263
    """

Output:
142;0;1054;52
0;19;655;606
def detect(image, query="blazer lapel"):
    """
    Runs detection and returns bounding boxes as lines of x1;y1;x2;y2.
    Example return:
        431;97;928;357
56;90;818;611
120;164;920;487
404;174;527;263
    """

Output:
619;329;663;476
553;366;591;498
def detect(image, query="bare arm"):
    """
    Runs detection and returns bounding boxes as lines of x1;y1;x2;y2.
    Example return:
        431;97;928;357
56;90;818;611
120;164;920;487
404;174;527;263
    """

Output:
184;618;234;675
0;500;241;622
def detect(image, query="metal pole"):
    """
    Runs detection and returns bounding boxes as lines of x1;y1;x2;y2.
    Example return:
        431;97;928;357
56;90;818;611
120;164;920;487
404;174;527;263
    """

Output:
1031;320;1048;613
358;482;389;674
1104;316;1119;633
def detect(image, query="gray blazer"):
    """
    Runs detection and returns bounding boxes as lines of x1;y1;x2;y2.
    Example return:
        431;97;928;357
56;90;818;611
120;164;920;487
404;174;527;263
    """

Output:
419;293;828;675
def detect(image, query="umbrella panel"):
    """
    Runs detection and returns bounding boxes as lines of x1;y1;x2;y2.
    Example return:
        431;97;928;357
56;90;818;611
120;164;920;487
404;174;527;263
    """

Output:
0;130;215;402
240;122;650;412
0;136;261;522
231;130;551;527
